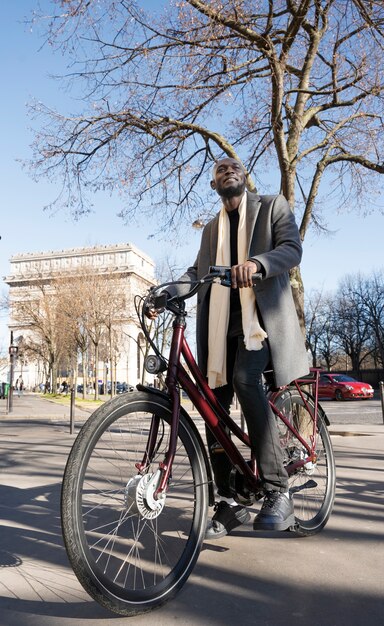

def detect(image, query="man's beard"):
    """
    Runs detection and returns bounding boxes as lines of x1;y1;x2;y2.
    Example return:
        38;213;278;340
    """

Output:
216;180;246;199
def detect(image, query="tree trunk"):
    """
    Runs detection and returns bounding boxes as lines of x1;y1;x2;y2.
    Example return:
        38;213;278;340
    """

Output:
94;343;99;400
71;354;77;395
51;361;58;395
81;350;86;398
290;265;306;338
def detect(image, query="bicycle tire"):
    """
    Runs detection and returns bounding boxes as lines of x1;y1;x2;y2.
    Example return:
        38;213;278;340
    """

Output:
61;391;209;616
335;389;343;401
273;388;336;536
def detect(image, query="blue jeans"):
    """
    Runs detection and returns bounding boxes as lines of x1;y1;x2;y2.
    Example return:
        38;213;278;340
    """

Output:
207;336;288;497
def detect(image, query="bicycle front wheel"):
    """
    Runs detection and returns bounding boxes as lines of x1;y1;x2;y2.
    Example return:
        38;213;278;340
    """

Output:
273;388;336;536
61;392;209;616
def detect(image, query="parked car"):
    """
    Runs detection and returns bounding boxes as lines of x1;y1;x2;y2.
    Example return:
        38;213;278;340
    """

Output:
116;382;134;393
105;381;135;394
318;373;374;401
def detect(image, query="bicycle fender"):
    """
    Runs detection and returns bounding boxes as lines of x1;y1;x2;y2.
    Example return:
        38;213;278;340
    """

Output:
137;384;215;505
318;404;330;426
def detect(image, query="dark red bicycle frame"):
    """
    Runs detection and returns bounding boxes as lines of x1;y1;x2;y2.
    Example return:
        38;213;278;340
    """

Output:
139;312;321;499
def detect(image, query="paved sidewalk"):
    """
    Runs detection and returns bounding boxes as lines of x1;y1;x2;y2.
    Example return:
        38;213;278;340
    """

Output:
0;394;383;625
0;392;96;422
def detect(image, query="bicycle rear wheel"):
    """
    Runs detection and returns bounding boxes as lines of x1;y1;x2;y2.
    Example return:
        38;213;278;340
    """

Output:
273;388;335;536
61;391;209;616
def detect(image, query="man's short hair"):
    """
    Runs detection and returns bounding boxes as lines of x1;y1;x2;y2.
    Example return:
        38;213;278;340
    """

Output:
212;158;245;179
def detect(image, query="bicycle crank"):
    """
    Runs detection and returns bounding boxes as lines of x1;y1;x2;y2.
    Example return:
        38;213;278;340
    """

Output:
124;470;166;519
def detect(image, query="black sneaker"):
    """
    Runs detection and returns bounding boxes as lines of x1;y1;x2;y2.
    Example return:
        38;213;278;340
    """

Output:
205;502;250;540
253;491;295;531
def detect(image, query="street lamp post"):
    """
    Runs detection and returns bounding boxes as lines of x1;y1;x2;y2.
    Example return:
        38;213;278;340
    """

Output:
191;213;215;230
7;333;19;413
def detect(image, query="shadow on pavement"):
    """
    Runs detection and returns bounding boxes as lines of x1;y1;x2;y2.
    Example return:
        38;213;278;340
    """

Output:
0;419;383;624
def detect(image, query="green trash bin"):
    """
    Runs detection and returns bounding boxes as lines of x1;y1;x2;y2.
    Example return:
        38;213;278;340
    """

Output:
1;382;9;398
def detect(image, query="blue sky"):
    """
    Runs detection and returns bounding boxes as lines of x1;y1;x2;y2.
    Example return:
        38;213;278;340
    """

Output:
1;1;383;350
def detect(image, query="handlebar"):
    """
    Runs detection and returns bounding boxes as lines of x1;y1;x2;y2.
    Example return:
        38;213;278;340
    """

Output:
208;266;262;287
145;266;262;314
138;266;262;368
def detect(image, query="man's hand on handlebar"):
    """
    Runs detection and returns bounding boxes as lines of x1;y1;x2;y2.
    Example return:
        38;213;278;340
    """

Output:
144;307;159;320
144;290;168;319
231;260;259;289
142;267;261;321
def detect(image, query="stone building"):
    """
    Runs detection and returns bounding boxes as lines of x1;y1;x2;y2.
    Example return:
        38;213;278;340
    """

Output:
4;243;156;391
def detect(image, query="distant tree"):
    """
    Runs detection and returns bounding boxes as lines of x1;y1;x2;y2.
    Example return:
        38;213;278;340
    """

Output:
332;274;373;375
305;289;323;367
305;289;338;369
0;294;10;356
101;278;127;396
57;276;90;397
306;269;384;372
0;292;8;315
11;277;69;393
140;258;185;388
29;0;384;320
0;354;7;373
364;272;384;367
318;311;339;372
345;271;384;367
64;268;128;400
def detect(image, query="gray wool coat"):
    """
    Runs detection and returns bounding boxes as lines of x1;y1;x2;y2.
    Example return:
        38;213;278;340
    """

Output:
170;191;309;388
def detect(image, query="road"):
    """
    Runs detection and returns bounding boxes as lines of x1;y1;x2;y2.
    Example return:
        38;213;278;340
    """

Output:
0;393;383;625
320;397;383;426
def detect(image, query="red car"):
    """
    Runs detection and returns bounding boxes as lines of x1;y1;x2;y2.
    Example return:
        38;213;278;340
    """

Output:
318;373;374;401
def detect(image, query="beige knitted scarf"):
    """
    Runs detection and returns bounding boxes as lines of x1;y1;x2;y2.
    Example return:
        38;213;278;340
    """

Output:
207;192;268;388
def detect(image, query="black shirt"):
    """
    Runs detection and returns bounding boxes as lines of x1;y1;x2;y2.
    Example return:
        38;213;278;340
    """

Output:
228;209;242;337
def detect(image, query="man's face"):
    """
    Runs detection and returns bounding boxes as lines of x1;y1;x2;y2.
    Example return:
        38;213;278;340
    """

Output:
211;158;246;199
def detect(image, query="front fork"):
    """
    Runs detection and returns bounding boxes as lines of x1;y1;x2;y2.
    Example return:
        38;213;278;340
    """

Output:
135;317;185;500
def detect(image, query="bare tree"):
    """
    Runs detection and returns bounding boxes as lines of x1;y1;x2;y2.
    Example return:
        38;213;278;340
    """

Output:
101;278;127;396
305;289;323;366
0;294;10;357
332;274;373;375
11;278;69;393
70;269;121;400
305;269;384;372
305;289;338;369
29;2;384;274
365;272;384;367
57;276;90;397
344;270;384;367
137;257;186;388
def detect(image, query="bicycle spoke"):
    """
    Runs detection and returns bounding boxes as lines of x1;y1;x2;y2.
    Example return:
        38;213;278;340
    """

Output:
274;389;335;535
61;395;208;614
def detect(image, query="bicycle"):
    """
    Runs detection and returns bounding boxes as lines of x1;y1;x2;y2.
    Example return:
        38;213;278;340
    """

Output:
61;267;336;616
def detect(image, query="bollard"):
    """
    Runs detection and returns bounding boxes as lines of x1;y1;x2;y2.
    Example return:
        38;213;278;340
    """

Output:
70;387;76;434
380;381;384;425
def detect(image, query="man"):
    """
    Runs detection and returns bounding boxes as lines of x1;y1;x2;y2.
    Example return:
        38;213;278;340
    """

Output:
167;157;309;538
